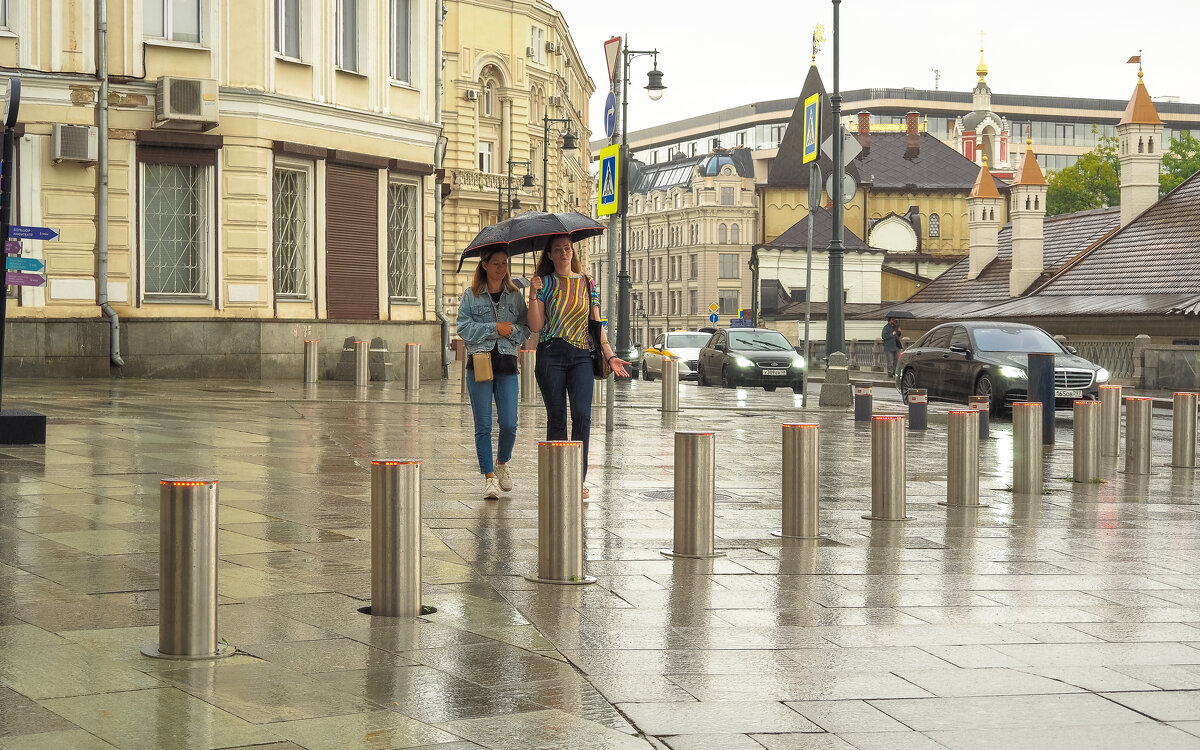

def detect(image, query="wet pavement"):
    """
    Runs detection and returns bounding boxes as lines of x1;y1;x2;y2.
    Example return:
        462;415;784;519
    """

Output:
1;373;1198;749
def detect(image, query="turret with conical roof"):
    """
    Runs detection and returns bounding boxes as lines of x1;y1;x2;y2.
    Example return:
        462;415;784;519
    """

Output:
1010;140;1048;295
1117;67;1164;226
967;156;1004;279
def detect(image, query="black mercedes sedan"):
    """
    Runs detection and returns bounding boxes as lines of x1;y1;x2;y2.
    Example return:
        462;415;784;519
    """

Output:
697;327;807;393
895;321;1110;414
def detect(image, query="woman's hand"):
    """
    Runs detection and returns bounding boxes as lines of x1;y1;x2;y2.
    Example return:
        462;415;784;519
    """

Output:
496;321;514;338
608;356;632;378
530;275;544;296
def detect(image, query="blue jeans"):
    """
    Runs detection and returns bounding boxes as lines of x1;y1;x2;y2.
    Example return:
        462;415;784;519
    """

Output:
466;370;519;475
535;338;594;481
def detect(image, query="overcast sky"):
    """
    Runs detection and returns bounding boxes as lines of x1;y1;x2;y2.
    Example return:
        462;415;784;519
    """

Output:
551;1;1200;140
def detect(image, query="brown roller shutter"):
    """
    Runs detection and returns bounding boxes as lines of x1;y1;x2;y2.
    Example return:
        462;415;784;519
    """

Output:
326;163;380;319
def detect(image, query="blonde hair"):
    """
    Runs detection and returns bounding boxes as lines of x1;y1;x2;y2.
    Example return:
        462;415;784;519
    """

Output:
469;248;517;296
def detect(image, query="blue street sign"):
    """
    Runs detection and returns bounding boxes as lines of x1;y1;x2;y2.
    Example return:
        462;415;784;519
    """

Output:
8;225;59;241
709;313;719;324
5;256;43;272
603;91;617;139
729;318;752;329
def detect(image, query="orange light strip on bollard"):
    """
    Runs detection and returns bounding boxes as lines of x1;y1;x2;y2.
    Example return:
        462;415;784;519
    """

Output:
539;441;581;446
783;424;819;429
304;339;318;343
872;415;904;420
948;410;971;415
371;460;421;466
161;480;217;486
1075;400;1099;405
1126;396;1152;401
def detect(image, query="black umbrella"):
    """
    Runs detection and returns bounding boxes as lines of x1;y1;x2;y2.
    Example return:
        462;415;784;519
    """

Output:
886;309;915;319
457;211;605;271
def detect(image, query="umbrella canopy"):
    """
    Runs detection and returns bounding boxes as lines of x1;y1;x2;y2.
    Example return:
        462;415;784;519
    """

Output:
458;211;605;271
886;309;915;319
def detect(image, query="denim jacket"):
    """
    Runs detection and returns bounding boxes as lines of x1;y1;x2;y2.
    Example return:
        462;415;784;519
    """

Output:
457;286;531;357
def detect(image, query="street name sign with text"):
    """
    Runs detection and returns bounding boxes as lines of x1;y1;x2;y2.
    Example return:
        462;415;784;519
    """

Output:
5;271;45;287
5;256;43;272
8;225;59;241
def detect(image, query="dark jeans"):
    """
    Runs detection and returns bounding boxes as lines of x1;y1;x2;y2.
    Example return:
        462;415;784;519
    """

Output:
885;349;900;377
534;338;594;481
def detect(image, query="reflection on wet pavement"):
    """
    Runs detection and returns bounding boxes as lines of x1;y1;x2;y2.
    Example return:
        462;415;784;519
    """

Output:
1;375;1199;748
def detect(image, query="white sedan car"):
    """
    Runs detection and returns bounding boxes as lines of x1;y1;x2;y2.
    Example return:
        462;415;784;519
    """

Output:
641;331;712;381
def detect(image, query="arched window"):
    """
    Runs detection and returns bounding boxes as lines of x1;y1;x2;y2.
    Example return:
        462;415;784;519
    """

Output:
731;223;740;244
1025;196;1031;210
928;213;941;237
483;80;495;117
718;223;727;244
1034;195;1040;210
1148;136;1154;153
1138;137;1144;153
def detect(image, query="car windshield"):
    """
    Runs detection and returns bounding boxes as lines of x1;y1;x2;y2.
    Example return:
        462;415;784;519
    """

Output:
728;331;793;351
666;333;710;349
972;327;1061;353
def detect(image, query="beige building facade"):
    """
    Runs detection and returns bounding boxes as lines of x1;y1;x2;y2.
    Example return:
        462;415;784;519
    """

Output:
2;1;441;378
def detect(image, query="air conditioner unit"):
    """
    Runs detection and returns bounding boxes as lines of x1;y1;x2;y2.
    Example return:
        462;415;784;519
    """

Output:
51;124;98;163
548;95;562;107
154;77;219;130
525;46;536;58
545;42;557;54
464;89;478;101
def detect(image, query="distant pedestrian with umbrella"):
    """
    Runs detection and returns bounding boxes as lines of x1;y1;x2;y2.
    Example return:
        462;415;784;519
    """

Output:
528;234;630;499
457;246;529;500
882;315;903;378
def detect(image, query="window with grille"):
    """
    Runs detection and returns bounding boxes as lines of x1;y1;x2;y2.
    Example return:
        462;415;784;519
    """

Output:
142;163;211;298
720;187;734;205
387;180;420;301
719;253;739;279
337;0;359;71
145;0;200;43
274;0;301;58
929;213;940;237
718;289;739;315
390;0;410;81
272;164;313;298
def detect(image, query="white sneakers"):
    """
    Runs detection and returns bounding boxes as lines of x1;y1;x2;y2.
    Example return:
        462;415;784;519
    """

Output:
494;463;513;492
483;476;500;500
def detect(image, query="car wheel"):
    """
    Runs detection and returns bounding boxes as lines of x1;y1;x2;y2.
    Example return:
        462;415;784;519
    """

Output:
899;368;918;401
792;383;804;395
764;385;777;392
974;374;997;414
642;360;652;381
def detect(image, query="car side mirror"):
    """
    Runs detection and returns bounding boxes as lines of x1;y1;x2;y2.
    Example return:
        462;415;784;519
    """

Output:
1067;345;1078;355
949;343;972;358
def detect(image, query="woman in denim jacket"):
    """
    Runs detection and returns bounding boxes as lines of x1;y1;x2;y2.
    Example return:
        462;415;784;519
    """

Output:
457;246;530;499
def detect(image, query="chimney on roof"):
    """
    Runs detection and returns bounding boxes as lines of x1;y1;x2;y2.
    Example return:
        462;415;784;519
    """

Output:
1009;139;1048;296
905;111;920;158
857;111;871;151
966;156;1003;280
1117;68;1164;226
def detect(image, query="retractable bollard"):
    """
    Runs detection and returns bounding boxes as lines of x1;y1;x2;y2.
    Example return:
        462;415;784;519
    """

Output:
1171;392;1198;469
942;410;986;508
405;343;420;392
526;441;596;584
519;350;537;403
1072;400;1102;483
354;340;369;385
367;460;424;617
1124;396;1153;475
1012;402;1044;495
592;378;604;409
303;339;319;383
1029;352;1056;444
854;385;873;422
907;389;928;430
663;432;725;558
864;416;912;521
968;396;990;440
1099;384;1122;457
143;479;233;660
774;423;824;538
662;357;679;413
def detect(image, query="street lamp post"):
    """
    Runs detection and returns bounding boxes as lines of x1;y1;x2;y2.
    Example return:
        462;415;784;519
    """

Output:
542;112;578;212
498;159;533;220
826;0;846;354
617;37;665;363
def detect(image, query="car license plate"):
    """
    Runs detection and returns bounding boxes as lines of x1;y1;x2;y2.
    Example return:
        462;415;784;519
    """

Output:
1055;388;1083;398
762;368;787;376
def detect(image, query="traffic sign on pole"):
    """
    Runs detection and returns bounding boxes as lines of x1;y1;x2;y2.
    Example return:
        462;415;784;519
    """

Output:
5;271;45;287
604;36;622;85
709;313;719;324
8;225;59;241
802;93;820;165
597;144;620;217
709;302;719;313
821;124;861;165
603;91;617;139
5;256;43;272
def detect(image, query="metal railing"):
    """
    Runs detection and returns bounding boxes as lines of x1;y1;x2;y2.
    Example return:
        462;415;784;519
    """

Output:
1069;339;1136;380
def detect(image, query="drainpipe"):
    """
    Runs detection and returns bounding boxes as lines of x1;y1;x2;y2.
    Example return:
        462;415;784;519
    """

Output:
433;0;450;377
96;0;124;368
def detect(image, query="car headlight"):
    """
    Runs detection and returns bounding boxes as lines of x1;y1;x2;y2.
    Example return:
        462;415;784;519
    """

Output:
999;365;1026;379
734;356;754;368
1096;368;1110;383
791;355;805;369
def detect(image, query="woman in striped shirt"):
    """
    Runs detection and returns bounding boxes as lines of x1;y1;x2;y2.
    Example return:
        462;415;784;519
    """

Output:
528;235;631;498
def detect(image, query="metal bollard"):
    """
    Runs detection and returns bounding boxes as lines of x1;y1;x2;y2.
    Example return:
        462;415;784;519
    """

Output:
942;410;986;508
864;416;912;521
1099;384;1122;457
907;389;928;430
303;339;319;383
1072;400;1102;483
662;357;679;413
968;395;990;440
460;360;469;400
142;479;233;659
1012;402;1044;495
405;343;421;391
354;340;369;385
1028;353;1056;444
1124;396;1153;475
369;460;423;617
526;441;596;584
520;350;537;403
775;423;824;538
854;385;873;422
662;432;725;558
592;378;603;409
1171;392;1198;469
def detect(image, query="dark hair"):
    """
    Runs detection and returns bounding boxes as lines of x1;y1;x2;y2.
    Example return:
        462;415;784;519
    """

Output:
534;234;579;278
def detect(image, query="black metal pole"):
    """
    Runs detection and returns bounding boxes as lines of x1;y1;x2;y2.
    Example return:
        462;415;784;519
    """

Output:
542;113;550;212
616;38;632;361
826;0;845;354
0;125;14;410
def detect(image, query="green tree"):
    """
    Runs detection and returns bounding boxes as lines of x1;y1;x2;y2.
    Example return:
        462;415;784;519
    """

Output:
1046;135;1120;216
1160;130;1200;196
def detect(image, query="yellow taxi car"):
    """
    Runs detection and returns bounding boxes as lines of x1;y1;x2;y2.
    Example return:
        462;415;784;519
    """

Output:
640;331;712;381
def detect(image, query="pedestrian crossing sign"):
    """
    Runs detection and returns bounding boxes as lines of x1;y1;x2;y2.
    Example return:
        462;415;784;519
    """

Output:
803;93;820;164
597;144;620;216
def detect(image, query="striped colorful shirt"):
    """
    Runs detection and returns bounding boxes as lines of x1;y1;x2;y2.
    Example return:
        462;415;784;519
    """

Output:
537;274;599;349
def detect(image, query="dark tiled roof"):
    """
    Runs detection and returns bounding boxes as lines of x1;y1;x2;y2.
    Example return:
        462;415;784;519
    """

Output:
856;133;1007;191
767;65;836;187
767;206;872;251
